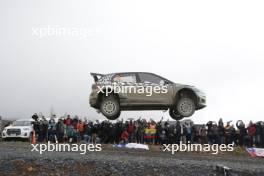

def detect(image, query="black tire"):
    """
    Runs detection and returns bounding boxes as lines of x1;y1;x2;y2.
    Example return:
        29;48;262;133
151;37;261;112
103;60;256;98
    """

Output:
169;108;184;120
176;97;195;117
100;95;120;120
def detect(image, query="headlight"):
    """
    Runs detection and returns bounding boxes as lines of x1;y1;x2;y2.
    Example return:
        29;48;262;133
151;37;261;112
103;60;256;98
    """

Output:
23;128;30;131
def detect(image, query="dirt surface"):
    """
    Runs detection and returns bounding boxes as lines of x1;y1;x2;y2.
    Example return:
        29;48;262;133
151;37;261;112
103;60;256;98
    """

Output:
0;141;263;176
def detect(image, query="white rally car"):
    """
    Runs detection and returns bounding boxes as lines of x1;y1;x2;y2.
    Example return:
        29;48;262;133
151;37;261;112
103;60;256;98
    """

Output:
1;119;34;141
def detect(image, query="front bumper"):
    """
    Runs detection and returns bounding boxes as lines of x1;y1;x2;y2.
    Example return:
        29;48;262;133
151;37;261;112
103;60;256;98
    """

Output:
196;94;206;109
2;131;31;139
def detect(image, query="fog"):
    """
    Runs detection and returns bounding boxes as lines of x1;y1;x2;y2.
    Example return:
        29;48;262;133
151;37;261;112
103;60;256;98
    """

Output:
0;0;264;124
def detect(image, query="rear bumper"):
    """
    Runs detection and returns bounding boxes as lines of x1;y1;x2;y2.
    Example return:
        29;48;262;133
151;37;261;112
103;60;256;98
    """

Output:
89;92;98;108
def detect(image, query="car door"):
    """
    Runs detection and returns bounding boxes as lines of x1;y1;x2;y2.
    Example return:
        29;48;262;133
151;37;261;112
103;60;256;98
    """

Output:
111;73;142;105
137;73;172;105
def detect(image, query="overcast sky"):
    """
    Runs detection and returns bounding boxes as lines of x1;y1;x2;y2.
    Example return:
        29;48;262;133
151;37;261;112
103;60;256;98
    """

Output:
0;0;264;125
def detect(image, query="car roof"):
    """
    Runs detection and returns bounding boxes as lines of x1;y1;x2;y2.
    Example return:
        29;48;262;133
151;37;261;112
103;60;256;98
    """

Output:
107;72;154;75
106;72;173;83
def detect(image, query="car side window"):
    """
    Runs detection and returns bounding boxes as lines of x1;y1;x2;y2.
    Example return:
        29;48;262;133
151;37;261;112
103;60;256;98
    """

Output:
113;74;137;83
138;73;165;85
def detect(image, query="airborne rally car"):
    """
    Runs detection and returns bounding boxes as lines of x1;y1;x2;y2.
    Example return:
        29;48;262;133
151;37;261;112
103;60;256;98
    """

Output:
89;72;206;120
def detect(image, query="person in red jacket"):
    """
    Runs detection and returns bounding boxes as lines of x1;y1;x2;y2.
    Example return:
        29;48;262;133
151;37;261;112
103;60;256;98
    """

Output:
247;121;256;147
127;120;135;142
120;129;129;144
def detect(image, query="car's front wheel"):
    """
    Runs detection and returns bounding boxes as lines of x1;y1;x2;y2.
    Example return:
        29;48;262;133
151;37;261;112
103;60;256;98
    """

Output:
100;95;120;120
169;108;184;120
176;97;195;117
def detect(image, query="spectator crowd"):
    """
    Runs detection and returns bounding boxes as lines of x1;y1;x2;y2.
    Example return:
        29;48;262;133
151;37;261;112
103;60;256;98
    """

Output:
31;113;264;147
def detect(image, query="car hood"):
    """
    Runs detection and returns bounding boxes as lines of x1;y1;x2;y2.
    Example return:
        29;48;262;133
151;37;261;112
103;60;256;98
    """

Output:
173;83;195;89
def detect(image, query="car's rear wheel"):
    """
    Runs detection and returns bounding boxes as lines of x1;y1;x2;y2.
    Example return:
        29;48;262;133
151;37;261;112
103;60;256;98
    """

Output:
100;95;120;120
176;97;195;117
169;108;184;120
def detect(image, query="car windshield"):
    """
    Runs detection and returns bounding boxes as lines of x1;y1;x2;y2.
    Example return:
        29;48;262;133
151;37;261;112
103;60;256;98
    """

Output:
12;121;32;126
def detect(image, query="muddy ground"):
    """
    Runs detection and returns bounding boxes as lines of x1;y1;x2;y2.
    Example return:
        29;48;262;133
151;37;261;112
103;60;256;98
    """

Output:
0;141;263;176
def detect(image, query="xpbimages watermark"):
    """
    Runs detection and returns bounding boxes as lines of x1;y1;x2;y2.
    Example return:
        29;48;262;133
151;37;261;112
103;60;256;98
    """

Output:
163;142;234;154
31;142;102;154
31;25;98;39
96;85;168;96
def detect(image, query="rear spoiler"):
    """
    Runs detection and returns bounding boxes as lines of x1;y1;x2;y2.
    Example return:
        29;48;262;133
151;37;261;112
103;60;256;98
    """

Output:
90;73;105;82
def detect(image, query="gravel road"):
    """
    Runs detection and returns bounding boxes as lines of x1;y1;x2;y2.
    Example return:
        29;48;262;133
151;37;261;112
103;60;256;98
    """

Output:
0;141;263;176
